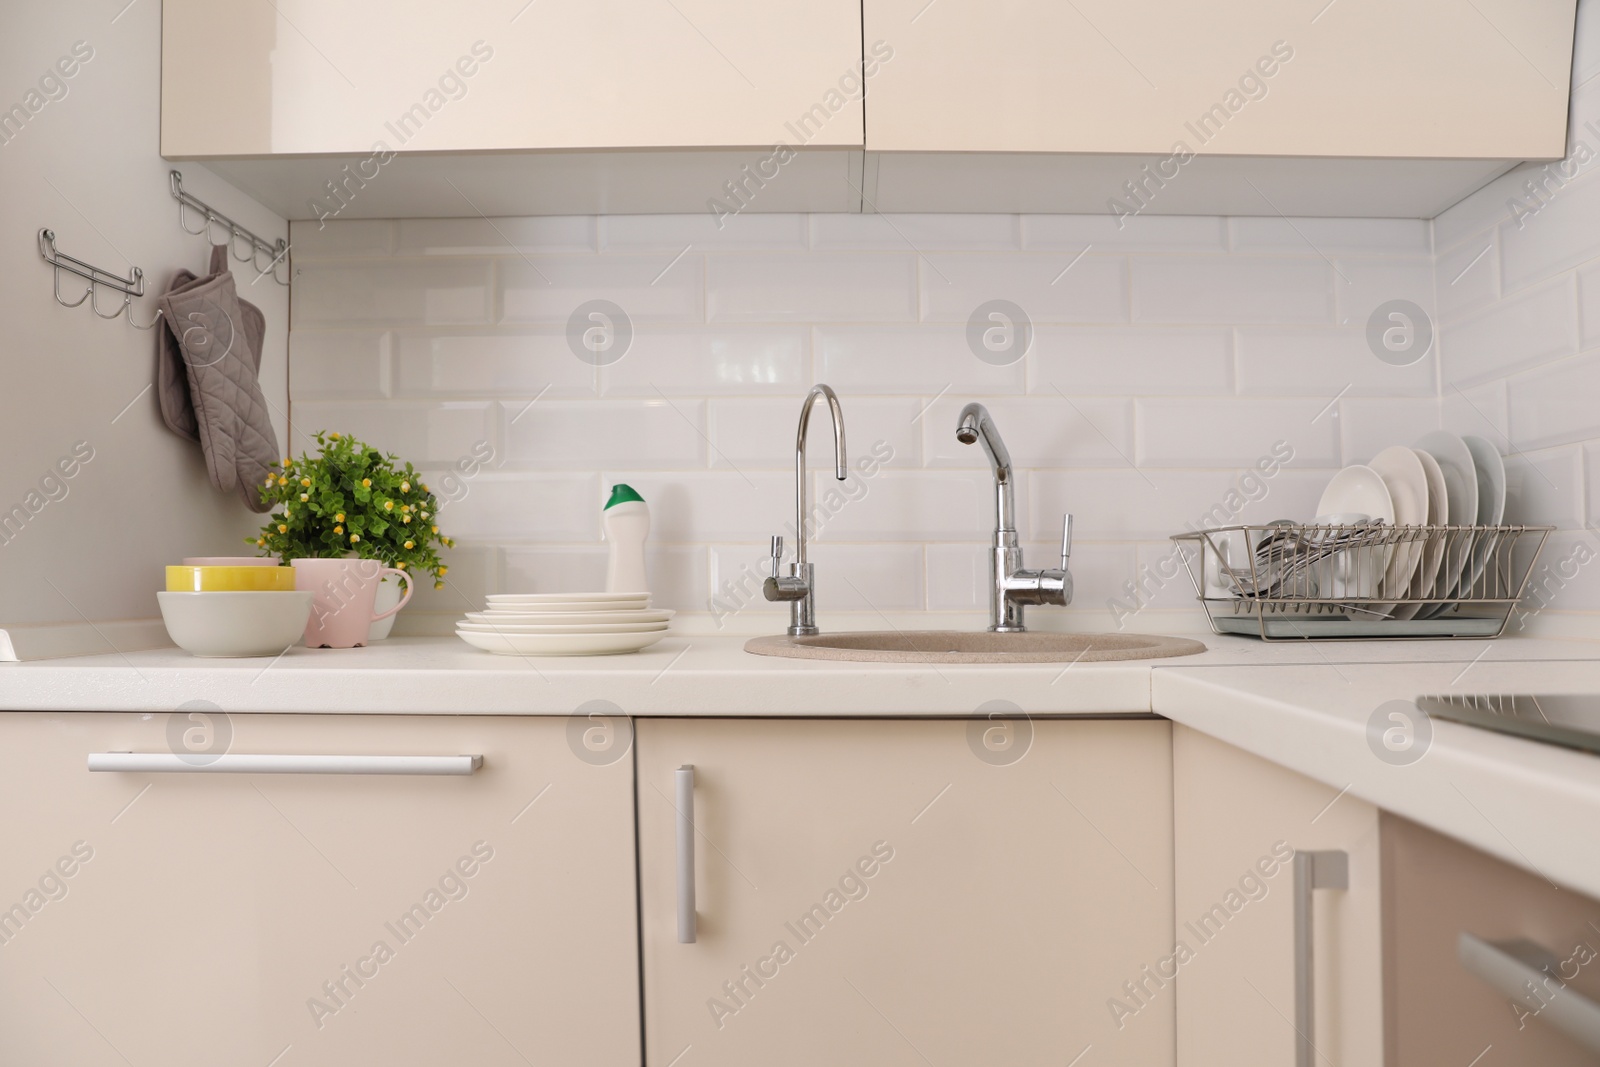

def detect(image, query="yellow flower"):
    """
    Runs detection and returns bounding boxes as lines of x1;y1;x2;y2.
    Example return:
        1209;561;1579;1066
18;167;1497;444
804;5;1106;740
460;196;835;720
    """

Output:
421;511;430;520
281;458;291;467
300;478;311;487
404;540;414;550
420;483;429;492
277;524;287;534
431;525;439;534
433;581;444;591
438;565;448;576
329;432;340;439
334;525;344;534
362;478;371;488
396;560;407;569
335;513;345;523
300;493;309;502
264;476;275;487
256;538;265;547
284;507;292;517
401;481;410;492
349;534;360;543
383;501;394;511
401;505;411;513
402;515;412;524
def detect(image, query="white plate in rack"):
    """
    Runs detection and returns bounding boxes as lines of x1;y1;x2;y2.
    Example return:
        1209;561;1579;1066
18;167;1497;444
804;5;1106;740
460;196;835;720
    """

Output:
456;628;668;656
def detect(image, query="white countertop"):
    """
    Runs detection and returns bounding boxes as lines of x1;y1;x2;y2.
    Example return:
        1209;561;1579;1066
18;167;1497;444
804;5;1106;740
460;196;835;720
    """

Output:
5;630;1599;895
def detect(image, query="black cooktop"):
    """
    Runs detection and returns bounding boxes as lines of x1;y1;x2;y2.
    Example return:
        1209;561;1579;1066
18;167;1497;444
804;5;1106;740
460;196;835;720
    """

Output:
1416;694;1600;756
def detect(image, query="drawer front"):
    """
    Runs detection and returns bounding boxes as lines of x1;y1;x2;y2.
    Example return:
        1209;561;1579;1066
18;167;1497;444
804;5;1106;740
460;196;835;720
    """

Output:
0;712;639;1066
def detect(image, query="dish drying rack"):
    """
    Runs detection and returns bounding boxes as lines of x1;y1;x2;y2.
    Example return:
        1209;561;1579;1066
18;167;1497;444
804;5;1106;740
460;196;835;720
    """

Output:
1170;524;1554;640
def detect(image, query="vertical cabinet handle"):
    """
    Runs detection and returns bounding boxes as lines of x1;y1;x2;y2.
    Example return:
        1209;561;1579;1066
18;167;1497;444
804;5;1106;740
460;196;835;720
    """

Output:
1293;850;1348;1067
676;764;697;944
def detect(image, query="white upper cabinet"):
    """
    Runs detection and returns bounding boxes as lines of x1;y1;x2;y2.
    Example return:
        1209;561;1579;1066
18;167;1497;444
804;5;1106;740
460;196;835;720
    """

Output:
862;0;1576;159
161;0;865;157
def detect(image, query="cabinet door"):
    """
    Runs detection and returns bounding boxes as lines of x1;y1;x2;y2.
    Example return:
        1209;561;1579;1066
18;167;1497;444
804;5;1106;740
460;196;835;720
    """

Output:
864;0;1575;158
1172;725;1384;1067
0;713;638;1067
636;717;1175;1067
162;0;864;156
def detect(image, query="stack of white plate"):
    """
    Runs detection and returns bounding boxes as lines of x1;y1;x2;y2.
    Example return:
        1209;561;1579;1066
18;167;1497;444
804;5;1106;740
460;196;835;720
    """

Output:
455;593;673;656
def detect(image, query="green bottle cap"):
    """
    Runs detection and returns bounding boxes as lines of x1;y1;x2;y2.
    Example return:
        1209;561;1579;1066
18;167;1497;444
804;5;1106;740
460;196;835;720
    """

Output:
605;483;645;509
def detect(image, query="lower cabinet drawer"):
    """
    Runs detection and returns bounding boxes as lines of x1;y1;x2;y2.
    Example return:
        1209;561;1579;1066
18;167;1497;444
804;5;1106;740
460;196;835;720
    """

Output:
1382;812;1600;1065
0;712;639;1067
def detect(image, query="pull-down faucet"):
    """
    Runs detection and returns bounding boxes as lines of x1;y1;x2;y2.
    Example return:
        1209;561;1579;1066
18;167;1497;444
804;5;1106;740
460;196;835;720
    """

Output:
764;384;847;636
956;402;1073;632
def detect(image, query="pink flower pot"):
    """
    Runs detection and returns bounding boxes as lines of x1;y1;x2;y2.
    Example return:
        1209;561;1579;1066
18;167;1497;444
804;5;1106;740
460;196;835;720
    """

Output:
291;558;413;649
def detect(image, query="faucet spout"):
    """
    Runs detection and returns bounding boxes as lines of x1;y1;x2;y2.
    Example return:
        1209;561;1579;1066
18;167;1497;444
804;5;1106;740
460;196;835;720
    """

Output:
795;385;848;566
955;402;1015;534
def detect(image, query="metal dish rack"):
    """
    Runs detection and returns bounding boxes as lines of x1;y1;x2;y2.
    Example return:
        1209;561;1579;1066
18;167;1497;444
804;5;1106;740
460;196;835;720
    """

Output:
1170;524;1554;640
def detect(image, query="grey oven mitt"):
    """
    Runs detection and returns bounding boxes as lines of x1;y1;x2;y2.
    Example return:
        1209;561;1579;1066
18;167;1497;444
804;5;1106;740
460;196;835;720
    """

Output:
156;244;278;512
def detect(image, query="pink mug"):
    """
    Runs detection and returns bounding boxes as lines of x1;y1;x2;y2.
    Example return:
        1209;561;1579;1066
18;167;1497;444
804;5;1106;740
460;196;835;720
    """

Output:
291;558;414;648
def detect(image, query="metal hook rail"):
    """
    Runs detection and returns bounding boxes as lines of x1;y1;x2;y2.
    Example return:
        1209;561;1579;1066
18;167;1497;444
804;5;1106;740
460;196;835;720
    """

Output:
37;228;163;330
170;169;290;285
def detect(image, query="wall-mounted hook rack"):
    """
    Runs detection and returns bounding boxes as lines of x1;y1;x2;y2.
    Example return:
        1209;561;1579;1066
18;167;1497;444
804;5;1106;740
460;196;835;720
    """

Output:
170;169;290;285
37;228;163;330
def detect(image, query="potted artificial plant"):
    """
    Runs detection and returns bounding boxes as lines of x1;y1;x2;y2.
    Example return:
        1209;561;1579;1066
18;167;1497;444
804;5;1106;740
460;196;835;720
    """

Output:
252;431;453;639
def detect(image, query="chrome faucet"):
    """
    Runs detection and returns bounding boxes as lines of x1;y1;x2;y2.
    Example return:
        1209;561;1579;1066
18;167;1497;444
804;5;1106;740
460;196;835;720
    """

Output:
764;384;847;636
955;402;1073;632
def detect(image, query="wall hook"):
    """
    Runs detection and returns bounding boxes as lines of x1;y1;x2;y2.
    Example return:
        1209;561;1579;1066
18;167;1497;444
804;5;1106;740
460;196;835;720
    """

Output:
38;228;163;331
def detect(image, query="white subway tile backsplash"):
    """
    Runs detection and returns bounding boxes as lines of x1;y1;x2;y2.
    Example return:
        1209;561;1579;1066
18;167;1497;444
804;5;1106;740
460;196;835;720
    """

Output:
501;256;703;324
1023;215;1227;252
1235;327;1436;397
409;545;494;615
603;213;806;252
815;324;1026;394
1502;446;1585;528
290;332;392;399
287;206;1600;623
707;397;921;470
1026;327;1233;396
1507;351;1600;452
432;473;601;542
1131;257;1333;323
599;326;808;396
921;397;1134;468
501;400;706;469
1334;258;1435;326
919;254;1128;324
811;214;1020;251
1135;398;1340;468
1229;217;1431;256
290;401;492;466
396;217;596;256
1440;275;1578;386
1498;171;1600;293
393;331;602;398
707;254;918;322
294;260;492;327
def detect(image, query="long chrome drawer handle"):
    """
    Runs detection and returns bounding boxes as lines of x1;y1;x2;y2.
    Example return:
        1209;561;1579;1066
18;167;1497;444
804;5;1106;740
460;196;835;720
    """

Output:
1459;932;1600;1053
1293;849;1348;1067
676;764;697;944
88;753;483;775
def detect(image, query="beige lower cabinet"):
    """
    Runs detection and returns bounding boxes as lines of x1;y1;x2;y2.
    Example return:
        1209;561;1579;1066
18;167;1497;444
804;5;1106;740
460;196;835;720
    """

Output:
1172;725;1384;1067
0;712;639;1066
635;717;1176;1066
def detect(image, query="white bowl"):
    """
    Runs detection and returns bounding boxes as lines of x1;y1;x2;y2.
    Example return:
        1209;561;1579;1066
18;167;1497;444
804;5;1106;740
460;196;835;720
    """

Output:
157;591;313;658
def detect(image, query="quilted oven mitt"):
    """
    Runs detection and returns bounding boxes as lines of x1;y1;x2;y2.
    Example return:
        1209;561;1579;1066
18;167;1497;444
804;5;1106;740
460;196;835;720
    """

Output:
156;245;278;512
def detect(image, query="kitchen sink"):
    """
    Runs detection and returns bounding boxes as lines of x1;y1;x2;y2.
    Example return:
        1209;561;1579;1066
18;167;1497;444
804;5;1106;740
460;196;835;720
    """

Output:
744;630;1205;664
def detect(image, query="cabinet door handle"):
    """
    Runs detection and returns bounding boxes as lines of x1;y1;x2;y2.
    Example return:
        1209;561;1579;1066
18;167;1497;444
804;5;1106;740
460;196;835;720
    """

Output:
1293;849;1348;1067
676;764;697;944
1459;932;1600;1053
87;753;483;775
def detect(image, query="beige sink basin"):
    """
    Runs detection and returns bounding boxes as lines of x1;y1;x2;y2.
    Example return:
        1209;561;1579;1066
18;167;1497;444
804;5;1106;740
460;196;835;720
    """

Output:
744;630;1205;664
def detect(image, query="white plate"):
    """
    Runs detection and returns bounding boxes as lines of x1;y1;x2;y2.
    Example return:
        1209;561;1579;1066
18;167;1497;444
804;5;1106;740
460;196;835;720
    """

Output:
1392;447;1450;619
486;593;649;606
1314;465;1394;601
1367;445;1428;600
458;620;669;635
481;600;652;613
1414;431;1479;607
456;628;668;656
1460;434;1507;596
468;609;674;625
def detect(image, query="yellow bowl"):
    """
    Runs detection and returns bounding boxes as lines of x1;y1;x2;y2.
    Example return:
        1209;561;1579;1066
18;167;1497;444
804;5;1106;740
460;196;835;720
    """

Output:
166;565;297;593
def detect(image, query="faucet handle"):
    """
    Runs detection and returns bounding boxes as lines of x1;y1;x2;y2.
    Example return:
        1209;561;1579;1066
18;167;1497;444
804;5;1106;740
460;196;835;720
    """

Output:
1060;513;1074;570
768;535;784;578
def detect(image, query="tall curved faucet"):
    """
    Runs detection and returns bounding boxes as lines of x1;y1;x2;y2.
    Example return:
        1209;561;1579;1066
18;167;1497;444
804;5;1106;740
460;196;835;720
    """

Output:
957;402;1073;632
764;384;847;636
